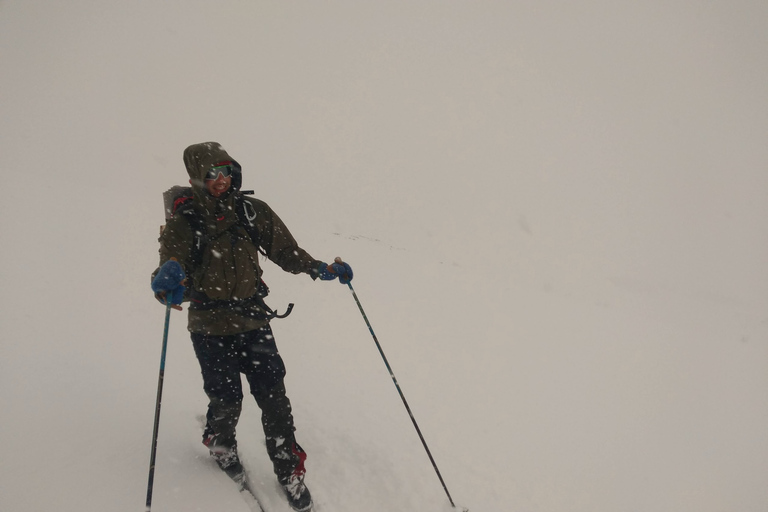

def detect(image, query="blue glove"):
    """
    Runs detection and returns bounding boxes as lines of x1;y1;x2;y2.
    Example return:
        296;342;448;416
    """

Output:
152;259;186;306
317;258;353;284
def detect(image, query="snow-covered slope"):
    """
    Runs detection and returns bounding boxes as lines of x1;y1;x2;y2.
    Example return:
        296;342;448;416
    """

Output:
1;2;767;511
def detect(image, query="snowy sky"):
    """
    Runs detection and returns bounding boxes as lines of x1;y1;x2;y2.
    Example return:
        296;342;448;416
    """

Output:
1;1;767;511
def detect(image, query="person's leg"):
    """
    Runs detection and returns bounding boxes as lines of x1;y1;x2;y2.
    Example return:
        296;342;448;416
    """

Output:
191;332;244;452
252;380;307;479
241;326;312;510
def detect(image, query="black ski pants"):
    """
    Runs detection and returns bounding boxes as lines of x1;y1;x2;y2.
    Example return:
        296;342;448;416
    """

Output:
190;325;306;480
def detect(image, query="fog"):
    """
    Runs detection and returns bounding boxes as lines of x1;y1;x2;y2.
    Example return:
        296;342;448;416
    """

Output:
1;2;767;511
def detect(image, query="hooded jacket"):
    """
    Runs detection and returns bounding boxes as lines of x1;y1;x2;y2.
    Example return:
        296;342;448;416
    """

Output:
156;142;321;335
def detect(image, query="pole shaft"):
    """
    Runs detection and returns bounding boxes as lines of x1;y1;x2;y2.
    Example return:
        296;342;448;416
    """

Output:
347;282;457;508
145;300;173;511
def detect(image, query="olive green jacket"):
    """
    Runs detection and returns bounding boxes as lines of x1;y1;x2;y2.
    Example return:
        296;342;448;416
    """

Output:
156;142;320;335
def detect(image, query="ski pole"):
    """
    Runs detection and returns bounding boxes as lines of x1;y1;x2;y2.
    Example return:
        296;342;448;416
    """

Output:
345;280;465;511
145;297;173;512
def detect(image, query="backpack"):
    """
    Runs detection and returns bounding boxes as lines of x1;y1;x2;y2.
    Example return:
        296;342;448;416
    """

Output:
160;186;293;319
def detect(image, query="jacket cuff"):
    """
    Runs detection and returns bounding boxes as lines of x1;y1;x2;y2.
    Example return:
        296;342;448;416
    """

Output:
308;260;325;280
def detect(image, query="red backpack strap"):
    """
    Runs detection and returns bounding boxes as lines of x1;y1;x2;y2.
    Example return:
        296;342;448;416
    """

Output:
172;195;193;215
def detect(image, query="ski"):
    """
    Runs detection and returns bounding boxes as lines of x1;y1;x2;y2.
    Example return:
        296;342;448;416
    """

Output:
196;414;263;510
226;467;314;512
220;463;265;512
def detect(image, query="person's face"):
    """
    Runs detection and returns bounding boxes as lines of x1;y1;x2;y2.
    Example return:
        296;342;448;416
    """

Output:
205;172;232;197
204;164;234;197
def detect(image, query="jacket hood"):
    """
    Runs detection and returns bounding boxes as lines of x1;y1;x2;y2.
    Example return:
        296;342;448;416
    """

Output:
182;142;243;205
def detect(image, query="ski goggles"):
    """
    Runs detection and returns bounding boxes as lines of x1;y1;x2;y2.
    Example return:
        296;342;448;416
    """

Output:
205;163;235;181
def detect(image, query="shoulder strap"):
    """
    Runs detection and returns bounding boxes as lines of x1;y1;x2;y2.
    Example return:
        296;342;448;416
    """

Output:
176;203;207;268
236;194;267;257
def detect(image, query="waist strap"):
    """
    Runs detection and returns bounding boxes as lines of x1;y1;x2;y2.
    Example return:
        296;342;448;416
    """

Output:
189;289;293;320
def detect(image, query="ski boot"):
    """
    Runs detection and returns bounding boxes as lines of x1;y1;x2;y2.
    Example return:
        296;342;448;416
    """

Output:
279;471;313;512
204;434;246;487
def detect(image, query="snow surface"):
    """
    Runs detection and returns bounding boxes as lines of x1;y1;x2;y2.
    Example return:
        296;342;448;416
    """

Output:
1;1;768;511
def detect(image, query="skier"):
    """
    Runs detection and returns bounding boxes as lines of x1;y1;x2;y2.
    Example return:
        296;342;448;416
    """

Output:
151;142;353;512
